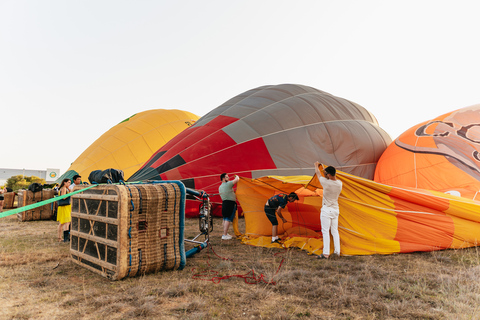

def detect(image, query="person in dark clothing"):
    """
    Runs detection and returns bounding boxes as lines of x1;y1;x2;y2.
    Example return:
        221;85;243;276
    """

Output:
264;192;298;243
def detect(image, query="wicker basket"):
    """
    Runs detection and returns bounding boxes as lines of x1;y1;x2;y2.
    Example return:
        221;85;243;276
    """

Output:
3;192;17;209
70;182;186;280
16;190;55;221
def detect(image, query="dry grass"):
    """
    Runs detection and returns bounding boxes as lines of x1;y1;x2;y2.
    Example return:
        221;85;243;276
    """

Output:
1;211;480;319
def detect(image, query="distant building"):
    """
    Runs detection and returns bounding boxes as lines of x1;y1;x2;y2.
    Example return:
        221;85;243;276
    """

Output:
0;168;61;185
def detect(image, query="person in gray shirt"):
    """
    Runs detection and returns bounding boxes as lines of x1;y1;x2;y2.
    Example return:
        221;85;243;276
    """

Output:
218;173;240;240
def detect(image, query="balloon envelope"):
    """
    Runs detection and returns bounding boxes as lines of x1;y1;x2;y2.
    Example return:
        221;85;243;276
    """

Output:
235;171;480;255
129;84;392;215
58;109;199;183
375;104;480;200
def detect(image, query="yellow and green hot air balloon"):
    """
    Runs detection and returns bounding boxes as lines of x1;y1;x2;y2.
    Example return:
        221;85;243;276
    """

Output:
57;109;199;183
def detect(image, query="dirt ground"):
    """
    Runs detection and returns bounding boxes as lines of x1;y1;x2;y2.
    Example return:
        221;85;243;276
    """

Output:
1;210;480;320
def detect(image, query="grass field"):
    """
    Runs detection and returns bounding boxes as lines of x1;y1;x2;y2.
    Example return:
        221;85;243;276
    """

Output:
1;210;479;319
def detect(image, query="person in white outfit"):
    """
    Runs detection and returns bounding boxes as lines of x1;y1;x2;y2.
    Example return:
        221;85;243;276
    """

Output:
314;162;343;259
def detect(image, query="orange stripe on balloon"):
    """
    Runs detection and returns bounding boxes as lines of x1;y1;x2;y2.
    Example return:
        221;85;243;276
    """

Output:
388;187;450;212
389;191;454;252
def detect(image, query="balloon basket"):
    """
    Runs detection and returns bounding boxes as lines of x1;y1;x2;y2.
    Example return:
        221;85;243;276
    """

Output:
16;189;55;221
69;182;186;280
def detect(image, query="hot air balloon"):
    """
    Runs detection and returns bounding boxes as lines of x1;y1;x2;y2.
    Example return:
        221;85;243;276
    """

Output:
374;104;480;200
129;84;392;216
57;109;199;183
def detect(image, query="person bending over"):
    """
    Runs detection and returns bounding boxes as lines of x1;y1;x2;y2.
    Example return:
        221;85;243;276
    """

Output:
264;192;298;243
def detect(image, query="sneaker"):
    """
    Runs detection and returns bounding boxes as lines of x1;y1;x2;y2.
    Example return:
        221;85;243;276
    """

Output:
316;254;328;259
222;234;233;240
271;238;282;244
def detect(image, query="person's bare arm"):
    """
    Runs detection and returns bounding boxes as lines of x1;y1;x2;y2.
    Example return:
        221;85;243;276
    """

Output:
314;162;324;179
277;207;287;223
232;175;240;185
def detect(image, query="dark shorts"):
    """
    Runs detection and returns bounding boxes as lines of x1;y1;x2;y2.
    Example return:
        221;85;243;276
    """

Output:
264;205;278;226
0;195;4;201
222;200;237;222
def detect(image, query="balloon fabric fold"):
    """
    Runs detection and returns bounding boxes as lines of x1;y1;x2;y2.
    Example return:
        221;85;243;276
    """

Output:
235;169;480;256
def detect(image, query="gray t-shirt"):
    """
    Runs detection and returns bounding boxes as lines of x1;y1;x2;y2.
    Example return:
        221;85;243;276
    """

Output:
219;181;236;201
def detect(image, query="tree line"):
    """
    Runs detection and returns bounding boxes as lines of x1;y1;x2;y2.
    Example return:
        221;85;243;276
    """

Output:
3;175;46;192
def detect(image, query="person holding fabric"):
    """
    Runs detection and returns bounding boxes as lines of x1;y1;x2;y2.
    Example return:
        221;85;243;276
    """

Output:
264;192;298;244
314;161;343;259
57;178;72;242
218;173;240;240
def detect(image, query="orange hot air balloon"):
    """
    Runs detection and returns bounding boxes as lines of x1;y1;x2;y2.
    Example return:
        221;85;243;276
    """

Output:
375;104;480;200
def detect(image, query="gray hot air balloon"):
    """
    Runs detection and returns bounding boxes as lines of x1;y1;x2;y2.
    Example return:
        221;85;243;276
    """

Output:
128;84;392;218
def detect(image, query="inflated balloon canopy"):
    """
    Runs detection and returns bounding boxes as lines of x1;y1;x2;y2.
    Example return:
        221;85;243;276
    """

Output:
57;109;199;183
129;84;392;217
375;104;480;200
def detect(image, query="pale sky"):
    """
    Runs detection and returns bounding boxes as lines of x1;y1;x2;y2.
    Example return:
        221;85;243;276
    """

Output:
1;1;479;175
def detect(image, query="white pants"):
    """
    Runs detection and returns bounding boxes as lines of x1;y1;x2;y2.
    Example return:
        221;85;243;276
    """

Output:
321;210;340;256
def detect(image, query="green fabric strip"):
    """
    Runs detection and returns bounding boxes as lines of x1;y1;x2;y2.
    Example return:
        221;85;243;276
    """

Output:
0;185;98;219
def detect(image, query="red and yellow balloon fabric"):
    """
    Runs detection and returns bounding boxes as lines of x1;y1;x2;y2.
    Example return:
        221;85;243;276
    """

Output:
235;168;480;255
129;84;392;216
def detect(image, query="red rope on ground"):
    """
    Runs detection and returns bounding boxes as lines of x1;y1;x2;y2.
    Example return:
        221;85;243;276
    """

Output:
191;242;286;285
